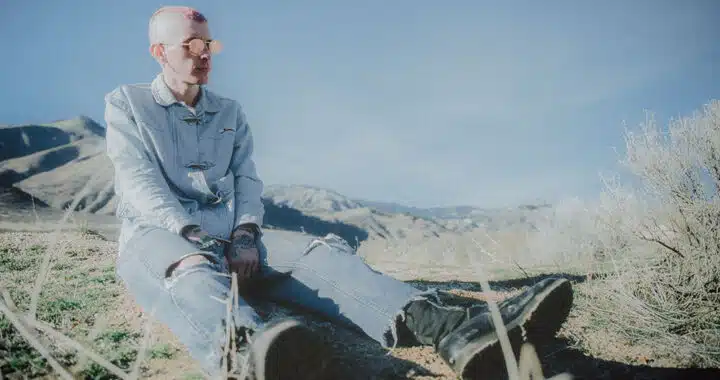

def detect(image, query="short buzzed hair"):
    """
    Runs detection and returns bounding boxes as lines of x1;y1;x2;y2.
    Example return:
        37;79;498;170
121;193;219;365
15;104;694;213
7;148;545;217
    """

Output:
148;6;208;44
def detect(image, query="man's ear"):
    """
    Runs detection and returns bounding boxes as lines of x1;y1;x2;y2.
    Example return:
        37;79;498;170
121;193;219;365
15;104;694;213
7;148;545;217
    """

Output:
149;44;166;64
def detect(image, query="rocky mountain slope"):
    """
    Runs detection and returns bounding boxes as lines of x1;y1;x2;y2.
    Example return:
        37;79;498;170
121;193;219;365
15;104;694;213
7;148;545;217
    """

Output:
0;116;116;215
265;184;553;234
264;184;364;212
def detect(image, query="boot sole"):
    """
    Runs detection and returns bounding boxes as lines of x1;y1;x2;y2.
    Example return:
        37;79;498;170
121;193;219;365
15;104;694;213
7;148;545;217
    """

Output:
253;319;333;380
453;278;573;379
522;278;574;344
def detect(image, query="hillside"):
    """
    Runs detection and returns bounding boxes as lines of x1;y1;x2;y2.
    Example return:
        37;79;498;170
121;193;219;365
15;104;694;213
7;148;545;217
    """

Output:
0;116;105;162
265;184;553;235
264;184;454;240
0;117;116;215
264;184;364;212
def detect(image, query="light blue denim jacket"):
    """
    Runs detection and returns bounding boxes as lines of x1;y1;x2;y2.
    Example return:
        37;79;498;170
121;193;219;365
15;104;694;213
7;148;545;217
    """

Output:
104;73;264;253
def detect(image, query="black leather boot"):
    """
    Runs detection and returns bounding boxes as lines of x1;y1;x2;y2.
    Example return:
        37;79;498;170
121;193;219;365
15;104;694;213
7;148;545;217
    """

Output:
227;318;333;380
402;277;573;379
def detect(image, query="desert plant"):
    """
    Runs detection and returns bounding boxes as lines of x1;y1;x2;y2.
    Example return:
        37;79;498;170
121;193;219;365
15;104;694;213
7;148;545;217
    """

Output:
578;100;720;367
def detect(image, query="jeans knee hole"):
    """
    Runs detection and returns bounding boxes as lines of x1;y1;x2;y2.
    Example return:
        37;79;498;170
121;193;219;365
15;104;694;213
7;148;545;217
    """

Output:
166;254;215;279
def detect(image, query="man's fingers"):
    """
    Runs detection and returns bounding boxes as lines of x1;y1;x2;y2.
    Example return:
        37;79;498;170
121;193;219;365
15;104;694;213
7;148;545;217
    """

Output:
251;250;259;273
227;247;260;279
236;264;249;280
237;260;253;279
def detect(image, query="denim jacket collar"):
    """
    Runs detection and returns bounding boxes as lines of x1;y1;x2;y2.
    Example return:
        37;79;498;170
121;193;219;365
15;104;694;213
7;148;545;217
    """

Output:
151;73;221;113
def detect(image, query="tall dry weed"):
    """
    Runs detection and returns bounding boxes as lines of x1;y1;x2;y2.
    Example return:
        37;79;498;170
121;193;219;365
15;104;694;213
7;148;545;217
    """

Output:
579;100;720;367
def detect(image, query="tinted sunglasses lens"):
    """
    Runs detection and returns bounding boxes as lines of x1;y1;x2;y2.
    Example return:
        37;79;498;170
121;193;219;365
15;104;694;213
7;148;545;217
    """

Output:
188;39;206;55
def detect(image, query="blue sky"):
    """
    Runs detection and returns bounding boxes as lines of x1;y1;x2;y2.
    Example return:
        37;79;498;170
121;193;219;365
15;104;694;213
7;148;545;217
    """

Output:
1;1;718;208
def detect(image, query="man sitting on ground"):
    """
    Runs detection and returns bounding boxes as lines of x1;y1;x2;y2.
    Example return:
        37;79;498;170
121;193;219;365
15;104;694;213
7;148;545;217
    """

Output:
105;5;574;379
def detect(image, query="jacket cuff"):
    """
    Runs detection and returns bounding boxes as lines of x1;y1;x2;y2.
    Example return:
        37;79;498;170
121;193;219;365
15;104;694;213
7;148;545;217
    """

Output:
233;216;263;237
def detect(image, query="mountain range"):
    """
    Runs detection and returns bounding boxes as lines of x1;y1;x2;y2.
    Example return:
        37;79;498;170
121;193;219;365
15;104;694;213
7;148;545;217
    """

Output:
0;116;553;242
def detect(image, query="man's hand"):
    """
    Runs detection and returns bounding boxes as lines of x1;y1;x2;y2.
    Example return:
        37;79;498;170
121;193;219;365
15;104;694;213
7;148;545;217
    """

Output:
225;228;259;280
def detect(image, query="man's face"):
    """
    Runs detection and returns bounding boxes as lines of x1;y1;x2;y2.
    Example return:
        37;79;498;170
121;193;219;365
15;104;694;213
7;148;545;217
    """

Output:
151;10;214;85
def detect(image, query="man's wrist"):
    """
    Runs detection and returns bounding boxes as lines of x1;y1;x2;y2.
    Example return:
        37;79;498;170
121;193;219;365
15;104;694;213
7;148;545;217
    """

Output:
232;224;258;239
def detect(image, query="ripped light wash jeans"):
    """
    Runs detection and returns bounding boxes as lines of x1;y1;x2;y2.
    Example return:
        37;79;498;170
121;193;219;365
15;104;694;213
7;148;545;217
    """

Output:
115;227;433;377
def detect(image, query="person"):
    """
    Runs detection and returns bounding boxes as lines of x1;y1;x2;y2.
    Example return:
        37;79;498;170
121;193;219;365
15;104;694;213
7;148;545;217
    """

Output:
104;6;574;380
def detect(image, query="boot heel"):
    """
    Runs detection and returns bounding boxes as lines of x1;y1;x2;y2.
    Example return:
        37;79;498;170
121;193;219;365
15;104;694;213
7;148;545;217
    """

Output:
451;324;525;379
253;318;333;380
522;278;574;344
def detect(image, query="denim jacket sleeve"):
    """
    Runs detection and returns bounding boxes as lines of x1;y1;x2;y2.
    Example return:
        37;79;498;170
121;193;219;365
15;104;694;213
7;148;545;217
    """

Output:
230;108;265;234
104;91;195;235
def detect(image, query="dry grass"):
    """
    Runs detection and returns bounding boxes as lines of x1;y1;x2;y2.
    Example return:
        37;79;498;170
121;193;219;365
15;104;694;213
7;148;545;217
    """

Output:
561;100;720;368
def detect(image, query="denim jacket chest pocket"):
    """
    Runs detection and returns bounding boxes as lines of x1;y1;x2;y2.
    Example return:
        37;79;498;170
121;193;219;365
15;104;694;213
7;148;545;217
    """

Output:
197;114;237;176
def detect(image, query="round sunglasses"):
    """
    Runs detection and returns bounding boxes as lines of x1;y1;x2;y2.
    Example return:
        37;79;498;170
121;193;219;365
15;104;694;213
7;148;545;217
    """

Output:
168;38;223;56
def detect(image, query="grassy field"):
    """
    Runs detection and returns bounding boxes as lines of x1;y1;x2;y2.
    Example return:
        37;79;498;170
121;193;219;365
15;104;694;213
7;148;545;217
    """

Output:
0;231;199;379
